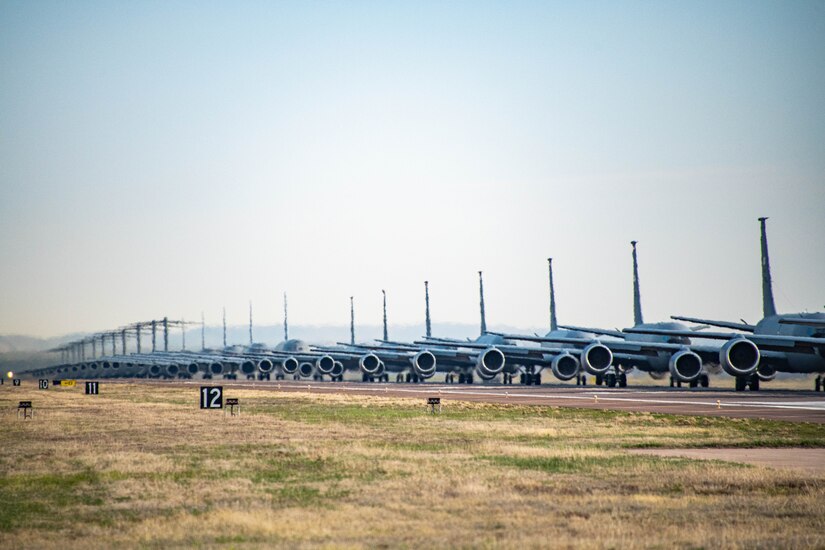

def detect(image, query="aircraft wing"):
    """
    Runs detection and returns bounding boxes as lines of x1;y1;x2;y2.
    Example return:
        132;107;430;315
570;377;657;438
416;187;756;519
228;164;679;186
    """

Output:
557;325;627;339
624;327;825;352
670;316;755;332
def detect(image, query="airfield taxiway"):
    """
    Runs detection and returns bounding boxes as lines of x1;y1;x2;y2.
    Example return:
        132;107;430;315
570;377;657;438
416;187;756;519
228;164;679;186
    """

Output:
124;379;825;423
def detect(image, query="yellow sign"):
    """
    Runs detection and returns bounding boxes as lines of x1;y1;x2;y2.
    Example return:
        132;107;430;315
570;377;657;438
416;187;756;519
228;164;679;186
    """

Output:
60;380;76;387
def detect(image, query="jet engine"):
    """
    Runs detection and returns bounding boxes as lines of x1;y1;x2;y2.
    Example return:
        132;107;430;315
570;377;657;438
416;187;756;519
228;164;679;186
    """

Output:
668;349;702;382
756;362;777;382
580;342;613;375
411;350;437;379
331;361;345;378
648;371;667;380
281;357;299;374
475;347;505;380
208;362;224;376
241;360;257;376
719;337;760;377
257;359;274;374
316;355;335;375
165;363;180;377
298;362;316;378
187;363;201;376
359;353;382;375
148;364;162;377
551;352;580;381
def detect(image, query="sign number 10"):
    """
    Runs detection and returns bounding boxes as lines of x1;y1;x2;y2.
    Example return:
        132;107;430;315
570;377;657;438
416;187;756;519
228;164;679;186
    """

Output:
200;386;223;409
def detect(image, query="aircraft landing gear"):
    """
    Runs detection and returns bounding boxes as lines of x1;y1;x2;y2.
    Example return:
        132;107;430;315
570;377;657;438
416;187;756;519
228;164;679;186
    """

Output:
595;374;604;386
576;374;587;386
815;375;822;392
735;374;760;391
618;372;627;388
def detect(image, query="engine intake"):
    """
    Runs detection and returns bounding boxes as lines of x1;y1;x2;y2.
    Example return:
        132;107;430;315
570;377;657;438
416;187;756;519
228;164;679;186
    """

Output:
756;362;777;381
258;359;274;373
298;362;315;378
475;347;505;379
331;361;344;378
720;338;759;376
668;349;702;382
316;355;335;374
411;351;437;378
581;342;612;375
281;357;299;374
241;361;257;375
359;353;382;374
551;353;580;381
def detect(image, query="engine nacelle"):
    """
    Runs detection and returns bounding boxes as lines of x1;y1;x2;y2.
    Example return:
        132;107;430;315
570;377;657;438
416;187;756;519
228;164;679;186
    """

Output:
756;362;777;382
148;364;162;377
316;355;335;374
475;347;505;379
298;362;316;378
359;353;382;374
208;362;224;376
551;353;580;381
668;349;703;382
258;359;274;373
580;342;612;375
720;337;760;377
187;363;201;376
165;363;180;377
648;371;667;380
373;361;386;377
331;361;344;378
241;360;257;376
281;357;299;374
411;351;437;379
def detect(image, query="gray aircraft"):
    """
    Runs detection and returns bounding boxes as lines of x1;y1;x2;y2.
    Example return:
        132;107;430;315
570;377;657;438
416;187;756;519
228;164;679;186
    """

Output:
626;218;825;391
410;272;615;385
496;243;761;387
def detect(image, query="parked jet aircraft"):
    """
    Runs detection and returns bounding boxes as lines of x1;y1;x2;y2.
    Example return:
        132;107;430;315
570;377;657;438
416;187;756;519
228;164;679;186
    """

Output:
627;218;825;391
496;243;760;387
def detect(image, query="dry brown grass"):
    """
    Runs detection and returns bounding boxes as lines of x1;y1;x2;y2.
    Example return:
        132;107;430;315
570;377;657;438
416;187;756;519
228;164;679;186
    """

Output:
1;382;825;548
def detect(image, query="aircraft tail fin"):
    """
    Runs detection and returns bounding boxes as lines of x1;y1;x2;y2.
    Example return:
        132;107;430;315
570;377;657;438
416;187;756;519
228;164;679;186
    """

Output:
283;293;288;341
382;290;388;341
424;281;432;339
631;241;644;325
548;258;558;331
759;217;777;317
479;271;487;335
350;296;355;345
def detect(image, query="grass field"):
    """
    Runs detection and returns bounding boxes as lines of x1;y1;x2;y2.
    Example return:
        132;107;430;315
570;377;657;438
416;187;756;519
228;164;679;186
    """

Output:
2;382;825;548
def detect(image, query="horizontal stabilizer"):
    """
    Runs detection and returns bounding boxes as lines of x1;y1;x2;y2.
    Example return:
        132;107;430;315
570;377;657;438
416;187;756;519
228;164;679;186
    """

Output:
671;315;755;332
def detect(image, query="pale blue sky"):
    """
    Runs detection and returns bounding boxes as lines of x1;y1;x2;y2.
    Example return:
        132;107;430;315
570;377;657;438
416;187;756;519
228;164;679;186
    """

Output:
1;1;823;337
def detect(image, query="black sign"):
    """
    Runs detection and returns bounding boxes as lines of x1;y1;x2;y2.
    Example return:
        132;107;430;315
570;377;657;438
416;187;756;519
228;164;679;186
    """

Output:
18;401;32;409
225;398;239;406
13;379;21;387
200;386;223;409
85;381;99;395
39;379;49;390
427;397;441;405
52;380;62;386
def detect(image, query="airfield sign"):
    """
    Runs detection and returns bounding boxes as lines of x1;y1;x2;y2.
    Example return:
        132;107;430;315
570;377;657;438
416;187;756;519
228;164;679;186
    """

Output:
13;379;21;387
200;386;223;409
85;381;99;395
39;379;49;390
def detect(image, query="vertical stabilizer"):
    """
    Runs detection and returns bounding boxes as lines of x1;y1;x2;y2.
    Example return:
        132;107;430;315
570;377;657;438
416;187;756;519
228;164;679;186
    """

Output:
222;307;227;348
631;241;644;326
283;293;288;341
201;312;205;351
382;290;388;341
151;320;157;352
424;281;432;338
548;258;558;331
122;329;127;354
163;317;169;352
136;323;142;353
350;296;355;345
759;217;777;317
248;301;253;345
479;271;487;335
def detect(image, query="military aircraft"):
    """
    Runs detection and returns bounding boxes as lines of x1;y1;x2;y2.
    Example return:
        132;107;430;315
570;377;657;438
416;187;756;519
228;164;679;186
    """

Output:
626;218;825;391
407;271;616;385
495;243;760;388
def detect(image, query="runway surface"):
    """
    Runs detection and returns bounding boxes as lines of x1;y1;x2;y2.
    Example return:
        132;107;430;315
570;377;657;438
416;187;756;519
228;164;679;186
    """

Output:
119;379;825;423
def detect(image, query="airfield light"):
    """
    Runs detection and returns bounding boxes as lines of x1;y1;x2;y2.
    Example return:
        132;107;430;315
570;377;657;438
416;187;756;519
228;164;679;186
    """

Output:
6;371;13;379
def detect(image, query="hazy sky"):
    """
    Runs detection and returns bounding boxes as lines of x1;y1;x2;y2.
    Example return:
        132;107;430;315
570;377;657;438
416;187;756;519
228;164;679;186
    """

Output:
1;1;824;339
